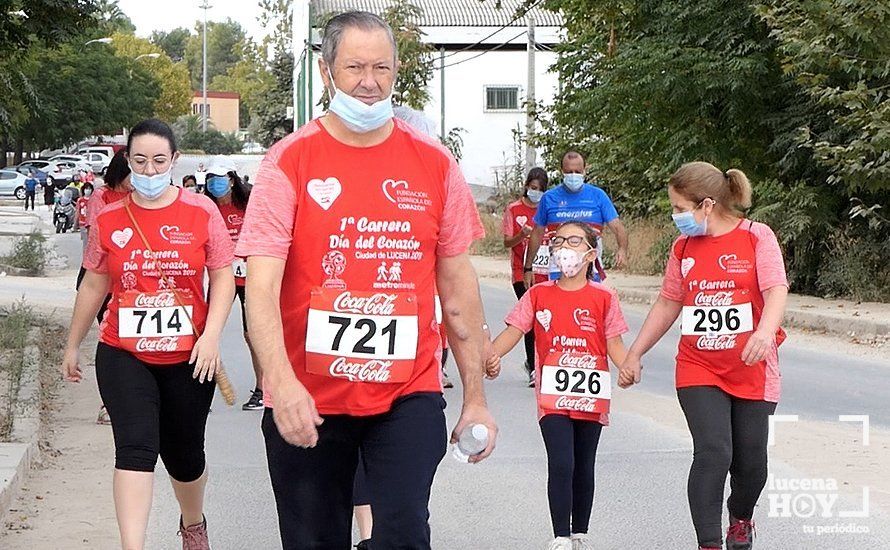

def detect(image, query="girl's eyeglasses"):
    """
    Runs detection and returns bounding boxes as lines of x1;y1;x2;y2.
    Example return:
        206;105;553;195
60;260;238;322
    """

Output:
550;235;587;247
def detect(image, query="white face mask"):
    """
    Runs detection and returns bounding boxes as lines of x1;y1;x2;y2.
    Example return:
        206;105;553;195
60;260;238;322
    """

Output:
553;247;592;278
327;68;394;133
527;189;544;203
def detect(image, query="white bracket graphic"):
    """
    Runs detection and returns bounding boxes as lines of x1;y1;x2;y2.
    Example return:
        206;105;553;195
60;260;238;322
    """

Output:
838;415;870;446
768;414;799;446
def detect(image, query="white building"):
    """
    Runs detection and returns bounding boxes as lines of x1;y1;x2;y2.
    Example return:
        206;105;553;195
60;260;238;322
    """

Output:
293;0;563;188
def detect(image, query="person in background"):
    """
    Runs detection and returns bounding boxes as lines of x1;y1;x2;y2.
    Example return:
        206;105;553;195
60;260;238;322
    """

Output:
23;170;38;210
524;151;629;287
182;174;197;191
42;175;56;211
194;162;208;193
202;157;263;411
76;182;94;236
503;167;549;387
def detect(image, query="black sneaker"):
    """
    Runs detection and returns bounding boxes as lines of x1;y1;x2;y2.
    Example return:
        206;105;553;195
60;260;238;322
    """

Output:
726;517;755;550
242;388;264;411
442;370;454;389
355;540;371;550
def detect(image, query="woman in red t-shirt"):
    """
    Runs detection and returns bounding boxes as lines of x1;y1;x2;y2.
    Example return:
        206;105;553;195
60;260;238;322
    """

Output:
61;119;235;550
620;162;788;550
502;167;550;387
203;157;263;411
486;221;629;550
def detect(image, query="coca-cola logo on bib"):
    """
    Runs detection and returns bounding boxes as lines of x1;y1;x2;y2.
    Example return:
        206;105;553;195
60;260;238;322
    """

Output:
557;352;598;369
328;357;393;382
554;396;597;412
134;292;177;308
693;291;735;307
333;292;397;316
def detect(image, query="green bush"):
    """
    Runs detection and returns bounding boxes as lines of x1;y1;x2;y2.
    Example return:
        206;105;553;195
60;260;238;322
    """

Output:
1;231;49;276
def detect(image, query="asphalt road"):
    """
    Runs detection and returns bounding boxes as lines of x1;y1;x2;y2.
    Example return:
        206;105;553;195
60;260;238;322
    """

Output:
139;281;890;549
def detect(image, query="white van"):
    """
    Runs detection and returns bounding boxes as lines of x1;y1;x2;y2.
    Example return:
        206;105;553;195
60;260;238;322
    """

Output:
77;146;116;159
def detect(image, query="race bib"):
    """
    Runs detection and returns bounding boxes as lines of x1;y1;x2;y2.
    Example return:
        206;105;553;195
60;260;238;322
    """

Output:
232;257;247;278
118;290;195;353
305;288;419;384
680;302;753;337
539;350;611;415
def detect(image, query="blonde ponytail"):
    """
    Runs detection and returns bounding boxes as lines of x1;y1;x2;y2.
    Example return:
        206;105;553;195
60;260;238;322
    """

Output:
669;161;752;217
724;168;752;210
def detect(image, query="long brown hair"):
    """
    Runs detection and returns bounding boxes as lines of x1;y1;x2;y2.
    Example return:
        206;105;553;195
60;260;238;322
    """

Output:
669;161;752;217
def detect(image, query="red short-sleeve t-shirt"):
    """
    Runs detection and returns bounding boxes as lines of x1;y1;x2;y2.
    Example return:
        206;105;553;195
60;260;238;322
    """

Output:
236;119;484;415
83;189;234;365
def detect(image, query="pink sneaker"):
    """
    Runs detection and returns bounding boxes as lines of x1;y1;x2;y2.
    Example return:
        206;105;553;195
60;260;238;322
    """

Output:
178;516;210;550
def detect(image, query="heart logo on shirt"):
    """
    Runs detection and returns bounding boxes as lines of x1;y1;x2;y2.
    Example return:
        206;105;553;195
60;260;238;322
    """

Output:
516;215;528;227
382;179;409;203
307;177;342;210
718;254;738;271
111;228;133;249
681;257;695;278
536;309;553;331
574;308;597;333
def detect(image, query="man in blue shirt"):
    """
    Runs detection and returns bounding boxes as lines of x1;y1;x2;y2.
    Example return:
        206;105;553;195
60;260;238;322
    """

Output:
23;170;38;211
523;151;628;286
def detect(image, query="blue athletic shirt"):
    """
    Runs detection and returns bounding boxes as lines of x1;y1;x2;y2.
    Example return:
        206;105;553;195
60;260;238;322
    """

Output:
533;182;619;281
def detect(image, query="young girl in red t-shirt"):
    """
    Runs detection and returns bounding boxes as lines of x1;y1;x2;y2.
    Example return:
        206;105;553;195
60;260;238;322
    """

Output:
486;221;629;550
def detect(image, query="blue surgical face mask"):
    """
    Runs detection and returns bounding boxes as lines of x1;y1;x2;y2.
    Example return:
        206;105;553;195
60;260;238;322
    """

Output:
526;189;544;203
129;164;172;200
563;173;585;192
207;175;231;198
327;69;394;133
672;201;709;236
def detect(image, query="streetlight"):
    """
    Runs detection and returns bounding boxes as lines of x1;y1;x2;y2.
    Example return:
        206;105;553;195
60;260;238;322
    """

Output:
85;37;113;46
199;0;213;133
135;53;161;61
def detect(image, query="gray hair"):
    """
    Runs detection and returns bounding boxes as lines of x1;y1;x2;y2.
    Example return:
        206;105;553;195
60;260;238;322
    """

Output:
322;11;398;67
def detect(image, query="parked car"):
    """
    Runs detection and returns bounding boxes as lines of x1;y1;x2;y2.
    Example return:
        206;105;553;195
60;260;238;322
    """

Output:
0;169;29;200
77;144;124;158
12;160;76;188
241;141;266;154
79;151;110;174
49;154;92;173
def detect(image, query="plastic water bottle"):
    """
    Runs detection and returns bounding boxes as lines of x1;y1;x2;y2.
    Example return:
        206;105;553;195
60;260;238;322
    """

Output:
452;424;489;463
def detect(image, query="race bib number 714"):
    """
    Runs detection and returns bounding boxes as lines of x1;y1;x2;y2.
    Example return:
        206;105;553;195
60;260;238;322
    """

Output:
305;289;419;383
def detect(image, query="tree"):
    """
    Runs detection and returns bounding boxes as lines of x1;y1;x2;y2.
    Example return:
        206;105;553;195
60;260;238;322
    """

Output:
93;0;136;34
111;33;192;122
184;18;248;90
210;39;274;127
150;27;192;62
252;51;294;147
384;0;434;109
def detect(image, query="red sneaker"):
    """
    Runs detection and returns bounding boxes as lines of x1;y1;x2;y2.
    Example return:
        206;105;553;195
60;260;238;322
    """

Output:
178;516;211;550
726;517;756;549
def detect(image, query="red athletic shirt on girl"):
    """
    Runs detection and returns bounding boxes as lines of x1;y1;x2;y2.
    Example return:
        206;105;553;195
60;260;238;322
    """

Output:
502;199;547;284
83;189;234;365
505;280;628;425
659;220;788;402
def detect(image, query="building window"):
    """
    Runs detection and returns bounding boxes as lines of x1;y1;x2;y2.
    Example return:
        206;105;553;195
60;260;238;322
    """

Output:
193;103;211;117
484;85;521;111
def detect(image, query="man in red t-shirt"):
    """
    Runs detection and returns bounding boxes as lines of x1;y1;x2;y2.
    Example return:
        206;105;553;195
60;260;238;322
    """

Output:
236;12;497;550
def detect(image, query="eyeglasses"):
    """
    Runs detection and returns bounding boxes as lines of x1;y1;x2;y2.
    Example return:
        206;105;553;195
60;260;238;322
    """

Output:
128;155;172;175
550;235;588;247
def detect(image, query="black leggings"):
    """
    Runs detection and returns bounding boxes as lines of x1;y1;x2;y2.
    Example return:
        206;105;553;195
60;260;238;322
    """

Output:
24;190;35;210
539;414;603;537
95;342;215;482
677;386;777;547
512;282;536;372
263;392;446;550
234;284;247;332
76;265;111;325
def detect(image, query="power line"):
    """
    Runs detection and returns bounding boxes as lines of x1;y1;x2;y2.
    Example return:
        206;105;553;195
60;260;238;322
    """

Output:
435;30;528;70
437;0;547;62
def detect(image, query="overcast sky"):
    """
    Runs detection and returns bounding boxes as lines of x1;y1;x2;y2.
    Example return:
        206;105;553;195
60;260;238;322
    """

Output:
117;0;269;42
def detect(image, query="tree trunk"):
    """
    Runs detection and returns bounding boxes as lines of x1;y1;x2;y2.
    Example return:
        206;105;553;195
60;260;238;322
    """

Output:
13;137;24;165
608;24;617;57
0;135;7;168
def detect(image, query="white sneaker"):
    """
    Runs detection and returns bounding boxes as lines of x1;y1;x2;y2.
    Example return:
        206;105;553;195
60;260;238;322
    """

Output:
547;537;573;550
571;533;593;550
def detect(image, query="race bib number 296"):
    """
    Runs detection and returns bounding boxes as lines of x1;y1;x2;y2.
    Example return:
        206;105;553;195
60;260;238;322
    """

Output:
305;289;419;384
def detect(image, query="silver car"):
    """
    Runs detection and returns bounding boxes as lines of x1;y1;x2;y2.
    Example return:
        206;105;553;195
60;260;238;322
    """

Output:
0;169;30;200
12;160;77;188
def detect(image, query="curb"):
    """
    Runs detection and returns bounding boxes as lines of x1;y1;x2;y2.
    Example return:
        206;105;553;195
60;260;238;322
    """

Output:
0;334;42;525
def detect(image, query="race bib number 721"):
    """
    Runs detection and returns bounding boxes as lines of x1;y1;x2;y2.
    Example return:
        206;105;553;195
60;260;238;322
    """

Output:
305;289;419;383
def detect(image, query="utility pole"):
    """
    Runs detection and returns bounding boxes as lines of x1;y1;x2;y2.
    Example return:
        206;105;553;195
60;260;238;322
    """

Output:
200;0;212;133
525;14;536;172
439;47;446;140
